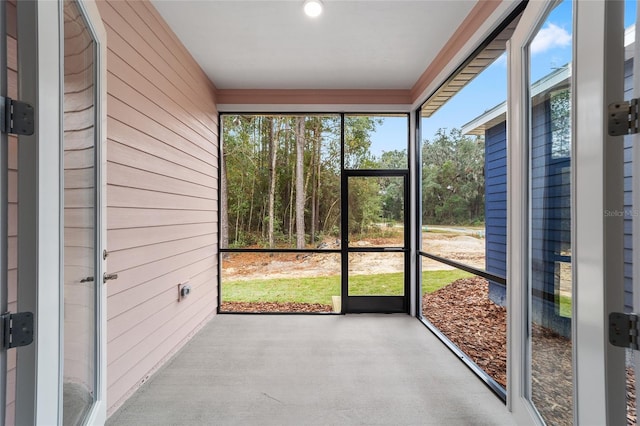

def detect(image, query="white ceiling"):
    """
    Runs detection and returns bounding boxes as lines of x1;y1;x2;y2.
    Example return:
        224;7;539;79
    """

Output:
151;0;479;90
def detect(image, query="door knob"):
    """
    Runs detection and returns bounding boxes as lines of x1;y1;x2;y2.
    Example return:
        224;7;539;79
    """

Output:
103;273;118;283
80;276;94;283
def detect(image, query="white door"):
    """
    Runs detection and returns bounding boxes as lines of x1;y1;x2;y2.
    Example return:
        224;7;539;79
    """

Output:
8;1;107;424
508;0;628;425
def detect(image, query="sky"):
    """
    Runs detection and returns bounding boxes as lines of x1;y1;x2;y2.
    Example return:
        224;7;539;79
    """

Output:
367;0;637;156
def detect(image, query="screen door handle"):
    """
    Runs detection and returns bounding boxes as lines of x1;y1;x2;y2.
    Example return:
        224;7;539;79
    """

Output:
103;273;118;283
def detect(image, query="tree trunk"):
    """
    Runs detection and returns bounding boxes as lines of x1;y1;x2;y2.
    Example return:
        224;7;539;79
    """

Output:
234;171;244;245
248;171;255;237
295;117;306;249
324;198;340;234
287;121;294;243
220;149;229;256
313;120;322;241
284;123;292;243
308;131;317;245
289;162;295;244
268;118;277;249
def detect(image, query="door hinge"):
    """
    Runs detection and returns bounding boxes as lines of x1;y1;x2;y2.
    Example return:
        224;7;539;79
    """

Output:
1;312;34;349
1;96;34;136
609;312;639;349
608;99;640;136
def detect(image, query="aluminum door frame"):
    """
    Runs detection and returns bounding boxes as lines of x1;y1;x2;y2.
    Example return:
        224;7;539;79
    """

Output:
341;169;410;314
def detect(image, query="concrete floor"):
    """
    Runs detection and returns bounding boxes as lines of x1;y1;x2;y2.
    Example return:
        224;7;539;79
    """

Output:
107;314;515;426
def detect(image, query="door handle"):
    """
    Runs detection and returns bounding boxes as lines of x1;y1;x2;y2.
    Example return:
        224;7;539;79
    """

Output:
80;276;94;283
103;273;118;283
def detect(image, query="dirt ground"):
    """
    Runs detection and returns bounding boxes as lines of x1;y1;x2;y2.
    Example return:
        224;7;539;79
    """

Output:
222;229;486;281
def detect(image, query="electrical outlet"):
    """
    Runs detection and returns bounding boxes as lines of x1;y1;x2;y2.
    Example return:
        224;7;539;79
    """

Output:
178;282;192;300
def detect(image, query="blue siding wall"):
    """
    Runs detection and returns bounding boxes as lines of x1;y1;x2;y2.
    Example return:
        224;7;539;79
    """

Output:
485;122;507;305
530;97;571;337
484;58;634;317
484;96;571;337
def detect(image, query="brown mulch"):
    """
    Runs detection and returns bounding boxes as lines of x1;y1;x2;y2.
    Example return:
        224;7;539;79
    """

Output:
423;277;507;387
220;301;333;313
530;324;638;426
530;324;573;425
629;366;637;425
423;277;638;426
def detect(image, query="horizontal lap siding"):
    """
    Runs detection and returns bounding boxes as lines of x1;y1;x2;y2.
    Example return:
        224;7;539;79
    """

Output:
97;0;219;416
623;58;633;312
529;96;571;324
5;1;17;424
485;122;507;278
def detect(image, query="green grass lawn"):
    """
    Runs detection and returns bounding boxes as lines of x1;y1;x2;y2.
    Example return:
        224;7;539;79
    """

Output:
559;295;572;318
222;269;473;304
421;269;473;293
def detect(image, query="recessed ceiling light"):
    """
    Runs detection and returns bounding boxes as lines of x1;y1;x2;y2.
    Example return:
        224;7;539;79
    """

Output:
304;0;323;18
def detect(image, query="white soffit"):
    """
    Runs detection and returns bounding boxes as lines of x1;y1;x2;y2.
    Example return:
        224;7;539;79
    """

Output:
151;0;478;90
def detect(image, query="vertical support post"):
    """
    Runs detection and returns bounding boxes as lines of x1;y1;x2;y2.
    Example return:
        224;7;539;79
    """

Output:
340;114;347;313
414;110;422;317
16;1;61;424
574;0;625;424
408;112;417;317
15;3;37;420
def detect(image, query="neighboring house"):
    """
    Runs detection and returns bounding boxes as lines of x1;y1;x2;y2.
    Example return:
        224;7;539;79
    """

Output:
462;26;636;338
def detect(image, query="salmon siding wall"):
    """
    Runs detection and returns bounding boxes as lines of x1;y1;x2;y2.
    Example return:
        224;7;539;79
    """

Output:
96;0;219;415
5;1;17;424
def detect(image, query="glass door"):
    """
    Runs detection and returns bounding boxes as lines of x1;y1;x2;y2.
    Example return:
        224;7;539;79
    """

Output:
509;0;630;424
62;0;98;423
62;1;98;424
525;2;574;424
342;172;408;313
61;0;107;424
